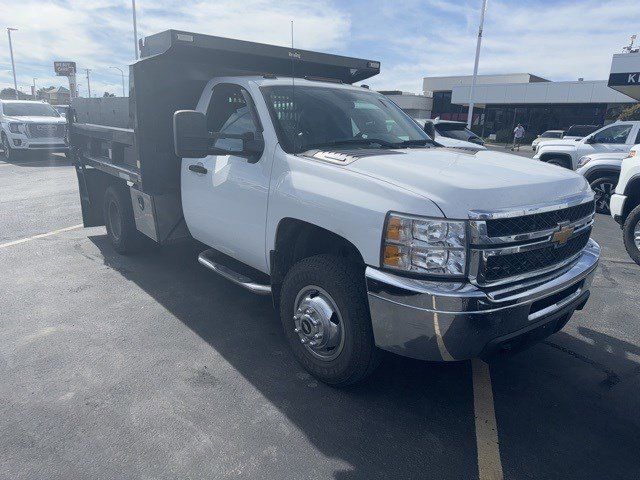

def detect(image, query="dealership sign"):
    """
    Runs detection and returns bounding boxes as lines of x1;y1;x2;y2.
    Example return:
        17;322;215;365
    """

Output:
54;61;76;77
608;71;640;87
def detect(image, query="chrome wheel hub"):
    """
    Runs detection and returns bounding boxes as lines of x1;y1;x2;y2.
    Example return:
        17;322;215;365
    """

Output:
634;220;640;250
293;286;344;361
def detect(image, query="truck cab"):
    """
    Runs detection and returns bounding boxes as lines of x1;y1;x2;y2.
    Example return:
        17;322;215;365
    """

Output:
70;30;600;386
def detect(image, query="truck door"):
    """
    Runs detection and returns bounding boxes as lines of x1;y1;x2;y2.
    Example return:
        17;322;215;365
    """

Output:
581;123;635;156
181;83;271;272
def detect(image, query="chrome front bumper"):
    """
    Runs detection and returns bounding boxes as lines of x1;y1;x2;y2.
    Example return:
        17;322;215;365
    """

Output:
365;239;600;362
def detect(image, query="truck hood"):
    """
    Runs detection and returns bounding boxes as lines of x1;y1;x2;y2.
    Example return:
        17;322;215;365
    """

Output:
536;138;581;150
346;148;590;218
3;115;65;124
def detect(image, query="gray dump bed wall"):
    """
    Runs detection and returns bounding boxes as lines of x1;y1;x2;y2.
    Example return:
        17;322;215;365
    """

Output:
72;97;130;129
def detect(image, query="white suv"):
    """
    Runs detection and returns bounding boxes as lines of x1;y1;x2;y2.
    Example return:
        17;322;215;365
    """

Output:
534;121;640;170
610;145;640;265
0;100;68;161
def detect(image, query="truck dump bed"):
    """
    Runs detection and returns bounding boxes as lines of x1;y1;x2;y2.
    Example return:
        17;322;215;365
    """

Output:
71;29;381;195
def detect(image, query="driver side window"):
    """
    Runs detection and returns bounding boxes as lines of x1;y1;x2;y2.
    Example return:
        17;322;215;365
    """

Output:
206;84;259;152
591;124;632;144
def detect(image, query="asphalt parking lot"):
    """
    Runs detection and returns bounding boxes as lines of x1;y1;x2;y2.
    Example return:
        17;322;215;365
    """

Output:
1;152;640;480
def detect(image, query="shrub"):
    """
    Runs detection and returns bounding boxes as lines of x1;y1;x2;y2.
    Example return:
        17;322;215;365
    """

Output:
619;104;640;121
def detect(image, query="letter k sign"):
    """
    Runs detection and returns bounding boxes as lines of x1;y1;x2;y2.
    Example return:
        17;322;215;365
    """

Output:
629;73;638;84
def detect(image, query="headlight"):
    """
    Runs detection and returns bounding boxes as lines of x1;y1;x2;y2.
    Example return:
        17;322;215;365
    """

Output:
382;213;467;277
577;156;592;168
8;123;25;134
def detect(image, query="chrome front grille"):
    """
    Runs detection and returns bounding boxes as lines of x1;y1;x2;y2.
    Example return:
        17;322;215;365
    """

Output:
27;123;65;138
469;195;595;286
485;201;595;237
483;229;591;283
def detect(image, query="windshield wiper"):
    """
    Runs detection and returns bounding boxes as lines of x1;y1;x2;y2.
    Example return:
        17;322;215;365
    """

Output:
394;139;433;147
304;138;399;150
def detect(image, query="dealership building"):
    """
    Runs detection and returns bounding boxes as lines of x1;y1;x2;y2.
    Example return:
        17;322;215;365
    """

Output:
422;71;637;138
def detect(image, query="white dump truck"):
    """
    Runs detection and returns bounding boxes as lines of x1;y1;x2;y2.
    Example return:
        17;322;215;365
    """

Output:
70;30;599;385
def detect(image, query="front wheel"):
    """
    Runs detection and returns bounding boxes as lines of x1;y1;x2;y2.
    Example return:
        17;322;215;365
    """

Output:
623;205;640;266
1;134;17;161
590;176;617;214
279;254;380;386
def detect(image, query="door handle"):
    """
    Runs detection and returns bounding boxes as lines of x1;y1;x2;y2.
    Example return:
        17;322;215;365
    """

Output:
188;164;207;174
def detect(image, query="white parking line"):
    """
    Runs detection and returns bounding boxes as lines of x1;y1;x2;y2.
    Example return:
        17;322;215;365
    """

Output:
0;224;83;249
472;358;504;480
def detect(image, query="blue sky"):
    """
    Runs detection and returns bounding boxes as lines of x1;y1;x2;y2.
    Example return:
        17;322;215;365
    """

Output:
1;0;639;97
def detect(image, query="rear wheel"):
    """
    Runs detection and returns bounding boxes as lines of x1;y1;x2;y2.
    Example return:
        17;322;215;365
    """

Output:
622;205;640;266
590;176;617;214
280;254;380;386
103;184;145;254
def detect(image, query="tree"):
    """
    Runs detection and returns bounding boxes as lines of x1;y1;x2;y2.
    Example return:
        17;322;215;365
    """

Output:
619;104;640;121
0;88;29;100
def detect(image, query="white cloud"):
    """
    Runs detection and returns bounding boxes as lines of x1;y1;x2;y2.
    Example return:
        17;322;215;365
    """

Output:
366;0;640;93
1;0;638;98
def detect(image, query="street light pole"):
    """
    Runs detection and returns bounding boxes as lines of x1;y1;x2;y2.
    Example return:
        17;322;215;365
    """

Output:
131;0;139;60
32;78;37;99
466;0;488;130
7;27;18;99
109;66;126;96
85;68;92;98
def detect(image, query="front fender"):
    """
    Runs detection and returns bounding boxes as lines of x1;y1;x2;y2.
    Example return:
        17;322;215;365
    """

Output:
266;151;443;269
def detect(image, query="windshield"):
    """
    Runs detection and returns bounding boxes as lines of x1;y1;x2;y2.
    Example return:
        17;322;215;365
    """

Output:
566;125;598;137
3;102;59;117
541;131;563;138
434;123;479;142
261;85;432;153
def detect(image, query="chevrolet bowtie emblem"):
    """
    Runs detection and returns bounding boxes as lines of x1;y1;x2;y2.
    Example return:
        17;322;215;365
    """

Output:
552;224;574;245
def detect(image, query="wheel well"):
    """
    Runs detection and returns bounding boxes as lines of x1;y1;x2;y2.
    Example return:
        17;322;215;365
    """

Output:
270;218;365;304
77;165;128;227
622;178;640;220
585;169;620;184
539;153;572;168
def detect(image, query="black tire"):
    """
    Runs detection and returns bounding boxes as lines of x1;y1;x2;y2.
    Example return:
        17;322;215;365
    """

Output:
103;184;145;255
280;254;381;386
622;205;640;266
590;176;618;214
546;157;570;169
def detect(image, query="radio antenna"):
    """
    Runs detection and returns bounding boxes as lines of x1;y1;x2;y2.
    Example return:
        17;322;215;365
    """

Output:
290;20;298;150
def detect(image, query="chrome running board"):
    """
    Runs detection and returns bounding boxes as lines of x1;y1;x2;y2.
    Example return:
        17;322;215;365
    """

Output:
197;249;271;295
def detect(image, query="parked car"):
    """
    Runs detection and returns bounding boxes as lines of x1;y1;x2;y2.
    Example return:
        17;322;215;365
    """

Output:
534;121;640;169
0;100;68;160
576;151;629;213
610;145;640;265
420;119;486;152
532;130;564;152
70;30;599;386
563;124;600;141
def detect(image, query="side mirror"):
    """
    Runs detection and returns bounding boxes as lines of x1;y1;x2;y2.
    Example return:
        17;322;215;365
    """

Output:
424;123;436;138
585;136;596;144
173;110;209;158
